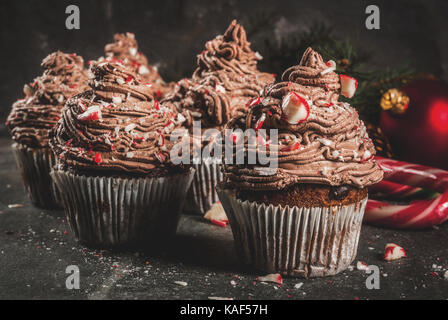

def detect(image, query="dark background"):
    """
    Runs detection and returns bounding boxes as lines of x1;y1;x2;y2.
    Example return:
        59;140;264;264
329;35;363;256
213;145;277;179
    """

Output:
1;0;447;134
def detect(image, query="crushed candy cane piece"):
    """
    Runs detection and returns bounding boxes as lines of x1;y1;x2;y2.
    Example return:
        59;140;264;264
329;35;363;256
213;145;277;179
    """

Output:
176;113;186;124
257;273;282;285
8;204;23;209
362;150;372;160
320;60;336;75
247;97;261;107
294;282;304;289
204;202;228;227
281;92;310;124
124;123;136;133
356;261;370;271
112;97;122;104
281;142;300;152
139;65;150;75
340;74;358;98
154;99;160;110
384;243;406;261
94;153;102;164
155;152;166;163
254;113;266;130
215;84;226;93
77;105;102;121
125;75;133;84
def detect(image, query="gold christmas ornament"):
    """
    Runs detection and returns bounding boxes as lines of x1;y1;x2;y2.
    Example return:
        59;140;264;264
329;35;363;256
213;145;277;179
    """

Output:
380;88;410;114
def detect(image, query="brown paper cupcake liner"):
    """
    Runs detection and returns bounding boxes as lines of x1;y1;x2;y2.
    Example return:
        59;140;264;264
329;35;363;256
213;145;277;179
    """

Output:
51;167;194;248
184;160;223;215
12;143;62;209
217;186;367;278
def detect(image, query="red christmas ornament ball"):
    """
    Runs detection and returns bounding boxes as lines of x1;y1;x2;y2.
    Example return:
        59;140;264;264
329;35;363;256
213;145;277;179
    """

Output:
380;79;448;170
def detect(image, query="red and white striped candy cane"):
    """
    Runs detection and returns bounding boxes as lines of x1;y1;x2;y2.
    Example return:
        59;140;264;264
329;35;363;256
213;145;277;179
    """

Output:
365;156;448;229
368;180;425;200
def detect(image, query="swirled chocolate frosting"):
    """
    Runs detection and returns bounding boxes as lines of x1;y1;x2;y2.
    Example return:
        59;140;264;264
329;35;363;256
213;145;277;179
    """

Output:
7;51;88;148
103;33;173;99
162;20;274;130
51;60;185;176
223;48;383;190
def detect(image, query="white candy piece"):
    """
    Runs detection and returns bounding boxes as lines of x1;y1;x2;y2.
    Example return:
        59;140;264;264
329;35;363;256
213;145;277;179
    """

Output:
129;47;137;56
281;92;310;124
126;152;134;159
138;65;150;75
340;74;358;98
204;202;228;223
384;243;406;261
176;113;186;124
112;97;122;104
124;123;136;132
215;84;226;93
294;282;304;290
318;138;332;146
363;150;372;160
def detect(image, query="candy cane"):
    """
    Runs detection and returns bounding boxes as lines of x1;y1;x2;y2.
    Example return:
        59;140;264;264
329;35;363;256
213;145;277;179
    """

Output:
368;180;438;200
365;157;448;229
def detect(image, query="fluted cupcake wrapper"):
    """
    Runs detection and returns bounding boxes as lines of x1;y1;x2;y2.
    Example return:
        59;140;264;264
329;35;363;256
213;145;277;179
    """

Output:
184;161;223;215
51;167;194;248
12;143;62;209
217;186;367;278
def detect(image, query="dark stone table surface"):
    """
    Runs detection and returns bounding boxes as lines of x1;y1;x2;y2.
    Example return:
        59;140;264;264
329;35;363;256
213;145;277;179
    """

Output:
0;137;447;300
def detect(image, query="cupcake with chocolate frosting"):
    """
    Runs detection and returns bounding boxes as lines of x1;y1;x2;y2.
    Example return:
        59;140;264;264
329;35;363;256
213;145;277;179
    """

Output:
163;20;274;214
217;48;383;277
7;51;88;208
50;60;194;248
102;32;173;100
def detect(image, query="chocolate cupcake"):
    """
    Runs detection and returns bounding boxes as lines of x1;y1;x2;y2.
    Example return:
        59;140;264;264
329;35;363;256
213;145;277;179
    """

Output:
163;20;274;214
102;32;173;99
50;60;194;248
6;51;88;208
217;48;383;277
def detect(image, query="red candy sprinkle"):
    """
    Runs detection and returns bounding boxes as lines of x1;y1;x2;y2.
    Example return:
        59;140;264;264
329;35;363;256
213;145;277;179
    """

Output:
94;153;102;164
154;100;160;110
281;142;300;152
211;219;227;228
125;75;133;83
